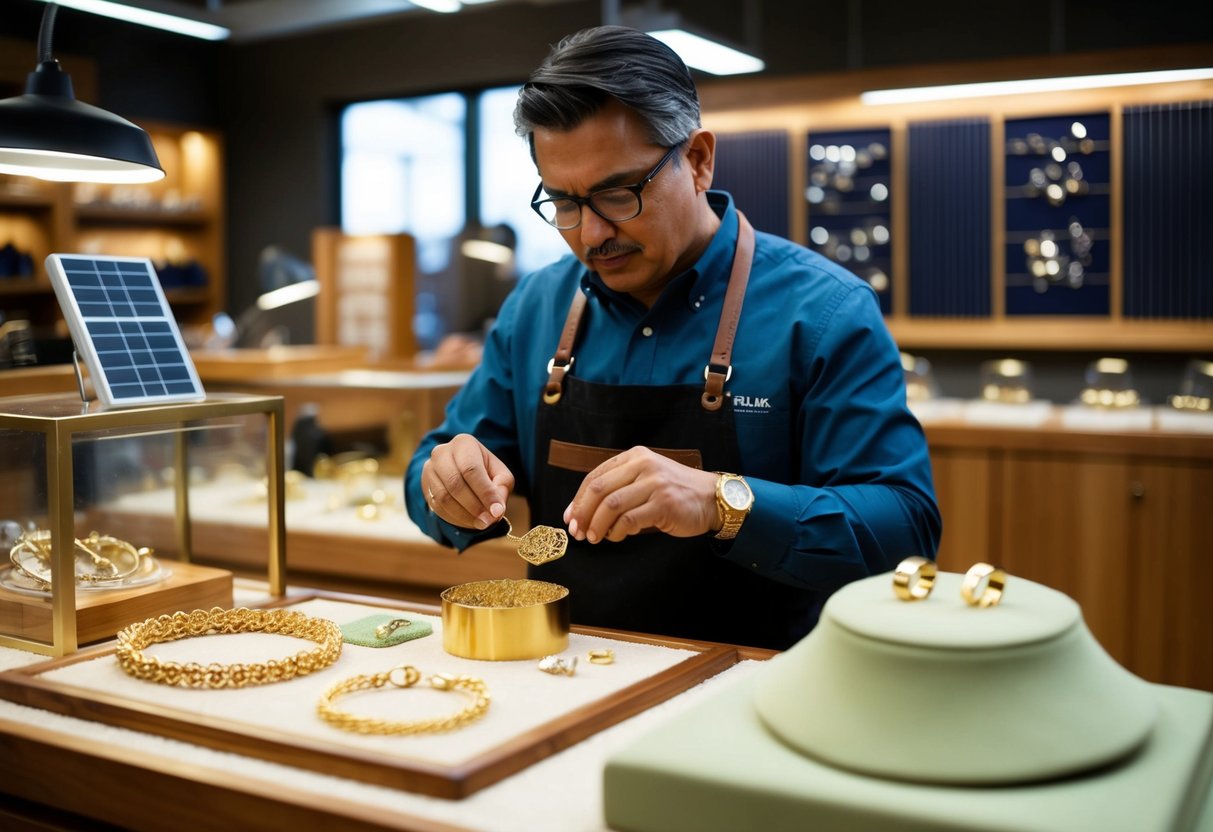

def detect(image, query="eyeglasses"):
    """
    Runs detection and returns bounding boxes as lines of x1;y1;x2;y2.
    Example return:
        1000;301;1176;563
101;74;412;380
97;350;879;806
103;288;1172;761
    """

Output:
530;144;681;230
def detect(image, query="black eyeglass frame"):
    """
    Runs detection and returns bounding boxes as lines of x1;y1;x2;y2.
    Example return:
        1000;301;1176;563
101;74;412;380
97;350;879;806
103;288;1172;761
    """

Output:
530;143;683;230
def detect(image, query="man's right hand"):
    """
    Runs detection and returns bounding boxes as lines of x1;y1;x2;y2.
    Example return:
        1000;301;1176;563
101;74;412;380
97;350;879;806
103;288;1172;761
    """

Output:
421;433;514;530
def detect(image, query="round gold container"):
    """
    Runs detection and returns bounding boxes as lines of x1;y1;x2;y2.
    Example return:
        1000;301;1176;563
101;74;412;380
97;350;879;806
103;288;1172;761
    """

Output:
441;579;570;660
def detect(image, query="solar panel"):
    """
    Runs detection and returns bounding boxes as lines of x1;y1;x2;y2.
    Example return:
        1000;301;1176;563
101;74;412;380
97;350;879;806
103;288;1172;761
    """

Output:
45;254;206;407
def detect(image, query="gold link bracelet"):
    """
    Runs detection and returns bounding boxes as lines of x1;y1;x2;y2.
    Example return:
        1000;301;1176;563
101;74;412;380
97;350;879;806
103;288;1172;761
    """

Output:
115;607;343;689
317;664;490;735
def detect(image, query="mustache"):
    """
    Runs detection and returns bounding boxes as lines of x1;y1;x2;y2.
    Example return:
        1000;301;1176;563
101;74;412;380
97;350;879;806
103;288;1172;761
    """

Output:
585;242;641;259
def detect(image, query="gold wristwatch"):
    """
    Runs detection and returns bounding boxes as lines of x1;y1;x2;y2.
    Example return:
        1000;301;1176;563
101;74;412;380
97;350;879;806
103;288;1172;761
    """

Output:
713;473;753;540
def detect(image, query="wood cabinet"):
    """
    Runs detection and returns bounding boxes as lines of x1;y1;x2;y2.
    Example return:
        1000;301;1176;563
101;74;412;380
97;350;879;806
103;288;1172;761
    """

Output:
0;122;225;342
927;421;1213;691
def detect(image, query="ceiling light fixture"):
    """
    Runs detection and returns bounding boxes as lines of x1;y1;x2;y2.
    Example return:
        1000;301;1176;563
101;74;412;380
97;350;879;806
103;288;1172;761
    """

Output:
621;7;764;76
0;3;165;183
861;67;1213;105
410;0;461;12
29;0;229;41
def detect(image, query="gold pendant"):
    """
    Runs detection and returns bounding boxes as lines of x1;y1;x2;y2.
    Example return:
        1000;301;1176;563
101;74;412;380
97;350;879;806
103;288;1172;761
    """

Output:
503;518;568;565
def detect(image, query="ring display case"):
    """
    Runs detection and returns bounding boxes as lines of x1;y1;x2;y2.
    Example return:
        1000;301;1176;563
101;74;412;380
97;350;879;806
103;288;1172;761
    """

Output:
0;392;286;655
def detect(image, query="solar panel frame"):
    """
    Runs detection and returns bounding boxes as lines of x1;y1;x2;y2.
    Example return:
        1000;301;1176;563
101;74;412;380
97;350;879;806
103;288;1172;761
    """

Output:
45;254;206;408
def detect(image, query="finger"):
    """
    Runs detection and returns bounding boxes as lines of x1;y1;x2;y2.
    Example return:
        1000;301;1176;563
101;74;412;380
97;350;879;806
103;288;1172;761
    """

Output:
574;463;645;543
426;449;484;528
447;439;504;528
592;482;659;543
482;448;515;521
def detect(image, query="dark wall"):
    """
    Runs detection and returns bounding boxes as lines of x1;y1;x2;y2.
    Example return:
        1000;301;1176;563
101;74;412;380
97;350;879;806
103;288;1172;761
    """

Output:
3;1;223;126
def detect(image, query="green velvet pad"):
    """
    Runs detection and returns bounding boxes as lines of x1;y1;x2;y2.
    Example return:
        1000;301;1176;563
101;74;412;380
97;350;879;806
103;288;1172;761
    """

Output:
340;613;433;648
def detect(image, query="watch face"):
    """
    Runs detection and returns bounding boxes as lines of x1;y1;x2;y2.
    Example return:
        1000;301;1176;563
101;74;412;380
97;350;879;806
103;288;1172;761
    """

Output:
722;477;753;511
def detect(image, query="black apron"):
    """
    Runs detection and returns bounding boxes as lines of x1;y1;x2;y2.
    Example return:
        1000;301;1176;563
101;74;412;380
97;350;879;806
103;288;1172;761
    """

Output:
527;216;819;650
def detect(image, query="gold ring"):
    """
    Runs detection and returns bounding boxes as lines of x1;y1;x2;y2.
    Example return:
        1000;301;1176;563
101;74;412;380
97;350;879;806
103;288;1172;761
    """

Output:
375;618;411;640
961;563;1007;608
587;648;615;665
427;487;435;502
892;556;936;601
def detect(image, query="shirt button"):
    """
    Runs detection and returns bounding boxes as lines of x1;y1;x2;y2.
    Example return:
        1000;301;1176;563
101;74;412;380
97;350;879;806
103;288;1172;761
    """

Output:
641;326;654;337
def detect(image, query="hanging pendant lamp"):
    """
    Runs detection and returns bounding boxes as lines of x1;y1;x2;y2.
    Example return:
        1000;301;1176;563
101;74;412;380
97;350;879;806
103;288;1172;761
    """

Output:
0;3;164;184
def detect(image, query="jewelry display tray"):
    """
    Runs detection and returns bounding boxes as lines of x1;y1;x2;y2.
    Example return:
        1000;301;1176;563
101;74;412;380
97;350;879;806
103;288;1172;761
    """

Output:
0;592;768;800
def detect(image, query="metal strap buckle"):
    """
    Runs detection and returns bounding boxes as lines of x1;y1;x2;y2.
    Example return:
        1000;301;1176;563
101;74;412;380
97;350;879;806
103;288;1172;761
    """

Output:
547;356;575;374
703;363;732;382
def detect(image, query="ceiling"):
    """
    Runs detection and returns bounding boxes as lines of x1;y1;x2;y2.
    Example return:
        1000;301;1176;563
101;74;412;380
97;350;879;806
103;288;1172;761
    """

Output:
100;0;563;43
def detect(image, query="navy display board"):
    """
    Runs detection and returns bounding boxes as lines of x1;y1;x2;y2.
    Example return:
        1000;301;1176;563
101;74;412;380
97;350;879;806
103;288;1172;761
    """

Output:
712;130;790;240
805;128;893;314
1123;100;1213;319
1003;113;1111;316
45;254;206;407
907;118;990;317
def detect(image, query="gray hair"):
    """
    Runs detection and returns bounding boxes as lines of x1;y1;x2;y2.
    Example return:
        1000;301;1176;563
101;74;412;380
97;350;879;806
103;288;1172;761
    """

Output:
513;26;701;157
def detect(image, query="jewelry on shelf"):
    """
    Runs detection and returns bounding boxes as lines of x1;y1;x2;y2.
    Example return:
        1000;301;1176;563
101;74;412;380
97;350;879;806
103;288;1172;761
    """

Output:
961;563;1008;608
317;665;490;735
538;654;578;676
502;518;568;565
9;529;147;586
587;648;615;665
115;607;343;688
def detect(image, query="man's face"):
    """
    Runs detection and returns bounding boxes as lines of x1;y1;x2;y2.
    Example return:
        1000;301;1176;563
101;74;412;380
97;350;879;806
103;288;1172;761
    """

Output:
531;99;713;307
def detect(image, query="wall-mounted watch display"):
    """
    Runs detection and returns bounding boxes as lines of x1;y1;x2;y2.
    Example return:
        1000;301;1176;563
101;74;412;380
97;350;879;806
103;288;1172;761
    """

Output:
805;128;893;313
1004;113;1111;315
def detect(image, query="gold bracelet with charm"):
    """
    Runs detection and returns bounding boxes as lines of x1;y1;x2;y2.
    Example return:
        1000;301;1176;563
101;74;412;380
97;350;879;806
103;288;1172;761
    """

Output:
317;664;490;735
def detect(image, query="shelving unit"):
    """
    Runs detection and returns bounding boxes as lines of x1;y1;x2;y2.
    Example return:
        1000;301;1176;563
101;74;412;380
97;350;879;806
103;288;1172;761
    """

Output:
700;45;1213;353
0;122;225;339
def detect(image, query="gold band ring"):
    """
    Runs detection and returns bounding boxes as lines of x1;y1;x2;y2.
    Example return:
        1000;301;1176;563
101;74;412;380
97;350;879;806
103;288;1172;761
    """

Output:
587;648;615;665
961;563;1007;608
892;556;937;601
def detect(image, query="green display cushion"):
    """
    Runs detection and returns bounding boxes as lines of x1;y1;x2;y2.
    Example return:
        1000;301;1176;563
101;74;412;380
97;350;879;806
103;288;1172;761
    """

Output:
339;613;433;648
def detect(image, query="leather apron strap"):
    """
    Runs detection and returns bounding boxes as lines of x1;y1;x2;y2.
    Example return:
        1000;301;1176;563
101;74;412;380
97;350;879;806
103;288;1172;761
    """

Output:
703;213;755;411
541;213;756;411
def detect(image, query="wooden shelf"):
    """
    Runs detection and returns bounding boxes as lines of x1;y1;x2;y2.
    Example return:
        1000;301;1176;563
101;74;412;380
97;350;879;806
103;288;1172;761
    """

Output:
0;122;226;331
0;280;50;297
73;206;212;226
889;318;1213;352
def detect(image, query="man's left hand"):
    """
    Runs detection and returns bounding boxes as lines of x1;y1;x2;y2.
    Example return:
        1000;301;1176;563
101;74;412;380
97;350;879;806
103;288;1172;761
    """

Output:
562;446;720;543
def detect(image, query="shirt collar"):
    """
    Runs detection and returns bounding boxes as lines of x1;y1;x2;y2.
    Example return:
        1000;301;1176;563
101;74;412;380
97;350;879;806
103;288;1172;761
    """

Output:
580;190;739;314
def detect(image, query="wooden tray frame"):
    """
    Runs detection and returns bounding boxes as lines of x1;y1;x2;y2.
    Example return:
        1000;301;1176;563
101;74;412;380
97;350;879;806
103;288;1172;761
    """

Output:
0;590;771;800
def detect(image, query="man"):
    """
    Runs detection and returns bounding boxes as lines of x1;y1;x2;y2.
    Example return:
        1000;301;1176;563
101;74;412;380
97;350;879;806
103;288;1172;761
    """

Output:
406;25;940;650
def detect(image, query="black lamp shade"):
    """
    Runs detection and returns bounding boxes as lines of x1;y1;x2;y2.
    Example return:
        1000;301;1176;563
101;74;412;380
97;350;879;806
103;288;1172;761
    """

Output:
0;61;164;183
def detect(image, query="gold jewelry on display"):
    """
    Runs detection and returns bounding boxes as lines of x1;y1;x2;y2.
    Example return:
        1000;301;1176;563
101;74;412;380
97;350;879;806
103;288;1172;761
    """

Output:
587;648;615;665
374;618;412;640
502;518;568;565
892;556;937;601
115;607;343;688
961;563;1008;608
316;664;490;735
538;655;578;676
9;529;145;586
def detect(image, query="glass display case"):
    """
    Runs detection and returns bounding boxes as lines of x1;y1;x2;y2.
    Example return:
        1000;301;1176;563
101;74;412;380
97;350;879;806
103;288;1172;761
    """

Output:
0;392;285;655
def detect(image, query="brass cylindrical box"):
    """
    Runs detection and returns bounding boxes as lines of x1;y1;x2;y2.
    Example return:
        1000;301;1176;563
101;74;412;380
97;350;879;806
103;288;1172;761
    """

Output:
441;579;570;660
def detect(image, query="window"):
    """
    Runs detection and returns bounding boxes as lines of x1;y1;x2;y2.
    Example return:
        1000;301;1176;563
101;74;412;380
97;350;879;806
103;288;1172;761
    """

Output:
477;86;570;276
341;94;465;275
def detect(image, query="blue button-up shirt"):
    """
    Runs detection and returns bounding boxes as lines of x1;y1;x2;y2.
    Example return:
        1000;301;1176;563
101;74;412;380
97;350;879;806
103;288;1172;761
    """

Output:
406;192;940;594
